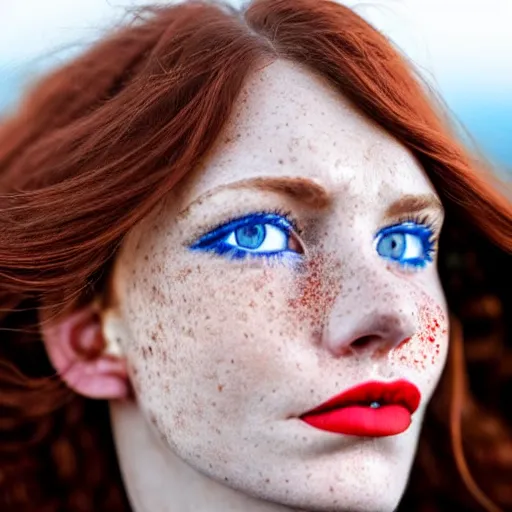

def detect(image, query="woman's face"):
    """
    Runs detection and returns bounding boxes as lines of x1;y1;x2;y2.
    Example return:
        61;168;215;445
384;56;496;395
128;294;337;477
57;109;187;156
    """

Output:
109;60;448;511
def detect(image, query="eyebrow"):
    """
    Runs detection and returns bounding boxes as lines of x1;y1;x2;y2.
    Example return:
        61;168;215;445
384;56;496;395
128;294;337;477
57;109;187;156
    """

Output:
182;176;332;213
384;194;443;218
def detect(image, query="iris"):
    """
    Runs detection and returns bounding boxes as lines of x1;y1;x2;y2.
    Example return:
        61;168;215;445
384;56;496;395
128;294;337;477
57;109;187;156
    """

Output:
235;224;266;249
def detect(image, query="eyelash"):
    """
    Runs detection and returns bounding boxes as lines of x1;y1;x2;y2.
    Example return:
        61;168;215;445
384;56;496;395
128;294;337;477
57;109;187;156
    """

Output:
196;208;302;240
397;213;439;246
397;213;435;230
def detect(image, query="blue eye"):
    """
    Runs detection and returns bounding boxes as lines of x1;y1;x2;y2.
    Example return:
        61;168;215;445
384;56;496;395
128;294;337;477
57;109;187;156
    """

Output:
232;224;265;249
375;221;435;269
190;212;302;263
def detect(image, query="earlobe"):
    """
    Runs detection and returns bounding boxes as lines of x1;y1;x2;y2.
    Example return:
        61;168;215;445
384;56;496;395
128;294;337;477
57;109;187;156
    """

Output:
40;306;131;400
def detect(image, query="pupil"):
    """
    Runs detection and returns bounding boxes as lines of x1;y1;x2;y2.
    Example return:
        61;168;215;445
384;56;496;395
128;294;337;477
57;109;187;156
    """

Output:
388;234;404;257
235;224;265;249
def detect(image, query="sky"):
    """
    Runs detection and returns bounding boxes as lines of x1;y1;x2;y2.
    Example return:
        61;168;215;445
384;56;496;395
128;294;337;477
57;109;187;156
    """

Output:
1;0;511;173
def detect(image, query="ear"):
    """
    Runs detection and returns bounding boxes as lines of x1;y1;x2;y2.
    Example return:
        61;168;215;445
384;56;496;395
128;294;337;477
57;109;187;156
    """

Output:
40;305;130;400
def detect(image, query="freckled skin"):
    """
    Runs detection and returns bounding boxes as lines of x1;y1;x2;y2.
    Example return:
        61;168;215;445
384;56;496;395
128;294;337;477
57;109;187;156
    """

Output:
389;294;448;370
107;60;448;512
288;250;343;334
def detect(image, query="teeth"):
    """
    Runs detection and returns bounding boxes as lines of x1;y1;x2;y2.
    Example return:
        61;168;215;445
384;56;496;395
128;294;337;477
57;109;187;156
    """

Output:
369;402;381;409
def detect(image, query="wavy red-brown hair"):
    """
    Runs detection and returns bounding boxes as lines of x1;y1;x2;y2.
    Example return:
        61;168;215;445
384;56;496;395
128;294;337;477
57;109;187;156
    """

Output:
0;1;510;510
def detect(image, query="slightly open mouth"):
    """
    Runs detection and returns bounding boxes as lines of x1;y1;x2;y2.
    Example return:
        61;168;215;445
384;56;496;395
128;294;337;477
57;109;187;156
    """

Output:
314;399;388;412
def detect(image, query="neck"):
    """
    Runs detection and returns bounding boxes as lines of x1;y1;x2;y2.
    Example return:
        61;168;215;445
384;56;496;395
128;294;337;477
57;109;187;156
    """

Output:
110;401;298;512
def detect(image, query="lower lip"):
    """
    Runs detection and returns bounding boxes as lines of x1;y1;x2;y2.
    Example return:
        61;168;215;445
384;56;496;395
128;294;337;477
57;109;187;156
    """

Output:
301;405;412;437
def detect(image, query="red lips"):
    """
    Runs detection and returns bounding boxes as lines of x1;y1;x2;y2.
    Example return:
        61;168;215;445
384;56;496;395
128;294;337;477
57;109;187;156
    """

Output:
300;380;421;437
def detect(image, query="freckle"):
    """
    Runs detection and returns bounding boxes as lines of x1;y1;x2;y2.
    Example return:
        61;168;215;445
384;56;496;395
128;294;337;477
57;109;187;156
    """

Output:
288;252;341;329
217;384;224;392
278;159;284;165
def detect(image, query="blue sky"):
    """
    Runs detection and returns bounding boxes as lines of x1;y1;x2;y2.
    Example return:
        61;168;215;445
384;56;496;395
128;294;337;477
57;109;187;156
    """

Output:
1;0;511;176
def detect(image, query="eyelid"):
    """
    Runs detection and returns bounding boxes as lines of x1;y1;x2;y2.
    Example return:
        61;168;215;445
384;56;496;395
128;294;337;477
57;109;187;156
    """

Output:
379;211;442;239
376;220;434;238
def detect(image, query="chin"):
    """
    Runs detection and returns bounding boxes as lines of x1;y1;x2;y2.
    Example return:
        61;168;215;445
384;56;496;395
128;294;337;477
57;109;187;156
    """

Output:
237;426;419;512
250;473;407;512
214;439;415;512
283;480;406;512
285;456;410;511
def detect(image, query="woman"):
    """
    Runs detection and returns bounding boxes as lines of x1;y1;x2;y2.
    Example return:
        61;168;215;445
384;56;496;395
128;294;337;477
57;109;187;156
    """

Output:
0;0;510;510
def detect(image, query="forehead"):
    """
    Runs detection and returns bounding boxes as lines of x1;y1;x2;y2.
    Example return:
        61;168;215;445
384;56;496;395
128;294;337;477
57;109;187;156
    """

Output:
177;59;435;206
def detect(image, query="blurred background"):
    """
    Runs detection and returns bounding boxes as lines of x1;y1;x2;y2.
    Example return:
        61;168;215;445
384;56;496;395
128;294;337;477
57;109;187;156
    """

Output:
1;0;511;178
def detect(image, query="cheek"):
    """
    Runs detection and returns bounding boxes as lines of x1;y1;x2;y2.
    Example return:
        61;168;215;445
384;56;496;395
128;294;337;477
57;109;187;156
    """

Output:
389;295;449;372
120;249;303;430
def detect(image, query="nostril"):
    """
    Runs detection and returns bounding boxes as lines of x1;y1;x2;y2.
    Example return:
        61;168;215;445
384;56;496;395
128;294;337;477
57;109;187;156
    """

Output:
350;335;378;351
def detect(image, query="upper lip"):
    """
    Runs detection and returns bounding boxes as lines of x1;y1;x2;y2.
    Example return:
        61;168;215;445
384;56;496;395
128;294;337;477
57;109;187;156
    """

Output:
301;379;421;416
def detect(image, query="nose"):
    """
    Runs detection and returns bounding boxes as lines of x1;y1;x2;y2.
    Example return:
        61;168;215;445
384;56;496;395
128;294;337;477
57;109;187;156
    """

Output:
321;279;418;358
